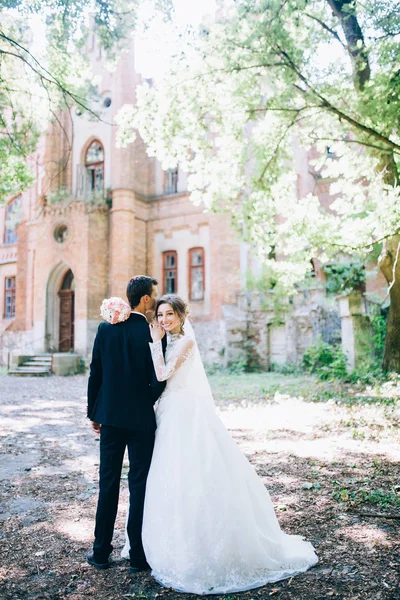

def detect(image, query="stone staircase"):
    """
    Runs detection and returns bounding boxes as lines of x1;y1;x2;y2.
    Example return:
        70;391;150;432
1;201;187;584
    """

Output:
8;354;52;377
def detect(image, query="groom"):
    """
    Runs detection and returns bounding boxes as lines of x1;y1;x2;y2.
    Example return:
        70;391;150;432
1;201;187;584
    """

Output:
86;275;166;572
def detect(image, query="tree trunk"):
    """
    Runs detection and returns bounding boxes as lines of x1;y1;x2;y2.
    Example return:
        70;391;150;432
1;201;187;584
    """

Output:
327;0;400;371
326;0;371;90
378;234;400;371
377;152;400;371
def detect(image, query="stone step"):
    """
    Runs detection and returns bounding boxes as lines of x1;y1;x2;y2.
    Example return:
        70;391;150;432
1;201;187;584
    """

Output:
8;367;50;377
23;361;52;368
13;365;50;371
29;356;52;362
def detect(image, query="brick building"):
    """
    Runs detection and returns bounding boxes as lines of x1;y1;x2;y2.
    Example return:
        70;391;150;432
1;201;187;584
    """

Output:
0;40;387;370
0;42;243;366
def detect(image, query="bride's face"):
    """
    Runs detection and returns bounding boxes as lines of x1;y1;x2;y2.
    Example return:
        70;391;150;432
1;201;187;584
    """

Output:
157;302;181;335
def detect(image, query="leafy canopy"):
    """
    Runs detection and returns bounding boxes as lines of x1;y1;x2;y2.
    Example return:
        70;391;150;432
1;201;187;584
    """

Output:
117;0;400;292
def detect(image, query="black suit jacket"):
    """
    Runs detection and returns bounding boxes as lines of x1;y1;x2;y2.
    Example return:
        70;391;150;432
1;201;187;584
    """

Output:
87;313;166;431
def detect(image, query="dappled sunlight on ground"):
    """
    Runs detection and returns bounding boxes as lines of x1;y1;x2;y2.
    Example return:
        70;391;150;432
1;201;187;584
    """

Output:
56;517;94;542
335;524;390;549
217;391;400;463
0;373;399;599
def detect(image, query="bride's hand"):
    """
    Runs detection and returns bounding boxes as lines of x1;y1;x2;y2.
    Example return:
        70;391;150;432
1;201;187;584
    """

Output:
150;321;165;342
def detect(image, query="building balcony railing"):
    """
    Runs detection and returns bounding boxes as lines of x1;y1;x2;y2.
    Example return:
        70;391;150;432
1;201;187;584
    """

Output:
75;164;111;204
0;244;17;265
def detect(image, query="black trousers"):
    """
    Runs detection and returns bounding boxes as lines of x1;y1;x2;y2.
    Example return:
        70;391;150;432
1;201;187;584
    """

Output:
93;425;155;565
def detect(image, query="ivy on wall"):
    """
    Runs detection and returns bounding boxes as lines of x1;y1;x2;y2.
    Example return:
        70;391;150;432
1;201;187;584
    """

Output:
323;261;366;296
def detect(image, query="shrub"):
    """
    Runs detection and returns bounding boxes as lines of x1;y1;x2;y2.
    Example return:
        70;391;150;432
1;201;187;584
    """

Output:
228;357;248;374
371;313;387;361
270;362;303;376
302;337;348;380
346;360;386;385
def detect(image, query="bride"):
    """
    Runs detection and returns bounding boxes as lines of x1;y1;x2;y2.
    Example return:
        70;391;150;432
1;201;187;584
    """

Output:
121;293;318;595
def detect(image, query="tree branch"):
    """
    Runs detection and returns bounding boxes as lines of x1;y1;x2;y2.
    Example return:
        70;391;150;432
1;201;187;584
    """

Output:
257;114;303;183
272;47;400;152
308;135;400;156
331;230;400;252
0;33;112;125
304;12;346;48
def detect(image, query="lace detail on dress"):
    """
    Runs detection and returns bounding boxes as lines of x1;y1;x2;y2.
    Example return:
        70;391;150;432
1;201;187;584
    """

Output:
149;335;195;382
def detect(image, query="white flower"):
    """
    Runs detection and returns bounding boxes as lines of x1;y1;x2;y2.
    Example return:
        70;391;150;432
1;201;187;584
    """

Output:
100;297;131;324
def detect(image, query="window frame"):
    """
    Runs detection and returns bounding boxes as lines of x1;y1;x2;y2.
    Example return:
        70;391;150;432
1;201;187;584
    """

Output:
162;250;178;294
85;140;104;198
165;167;179;195
4;197;20;245
4;276;16;319
188;247;205;301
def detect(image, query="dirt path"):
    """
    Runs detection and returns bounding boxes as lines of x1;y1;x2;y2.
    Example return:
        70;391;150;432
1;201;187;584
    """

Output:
0;373;399;600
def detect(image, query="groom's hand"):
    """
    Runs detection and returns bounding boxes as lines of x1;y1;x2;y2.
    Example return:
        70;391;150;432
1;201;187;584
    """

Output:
91;422;101;434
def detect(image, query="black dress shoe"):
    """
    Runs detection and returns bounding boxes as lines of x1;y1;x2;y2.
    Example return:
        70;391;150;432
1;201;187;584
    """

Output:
129;561;151;573
86;549;110;570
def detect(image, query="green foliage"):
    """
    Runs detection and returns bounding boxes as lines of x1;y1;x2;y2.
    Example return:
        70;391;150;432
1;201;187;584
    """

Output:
302;327;388;385
77;358;87;374
333;481;400;507
46;186;72;205
323;261;366;296
208;369;400;410
302;337;348;381
117;0;400;294
371;314;387;361
228;339;262;374
228;356;248;375
346;361;386;386
344;312;387;384
245;266;294;318
0;152;36;204
0;1;171;202
270;362;303;376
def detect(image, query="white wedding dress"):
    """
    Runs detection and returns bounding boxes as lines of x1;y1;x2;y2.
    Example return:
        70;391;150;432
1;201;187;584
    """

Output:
122;329;318;595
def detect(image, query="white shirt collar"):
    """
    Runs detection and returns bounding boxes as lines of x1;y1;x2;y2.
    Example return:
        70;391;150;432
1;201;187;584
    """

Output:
131;310;147;320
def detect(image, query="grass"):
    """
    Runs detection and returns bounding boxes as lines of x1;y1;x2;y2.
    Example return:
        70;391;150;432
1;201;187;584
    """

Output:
207;369;400;407
209;371;328;402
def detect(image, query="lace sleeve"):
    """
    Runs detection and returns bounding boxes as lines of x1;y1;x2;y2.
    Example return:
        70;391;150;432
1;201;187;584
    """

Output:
149;337;195;382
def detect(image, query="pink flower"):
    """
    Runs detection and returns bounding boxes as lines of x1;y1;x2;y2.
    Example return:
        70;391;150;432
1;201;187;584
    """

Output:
100;297;131;324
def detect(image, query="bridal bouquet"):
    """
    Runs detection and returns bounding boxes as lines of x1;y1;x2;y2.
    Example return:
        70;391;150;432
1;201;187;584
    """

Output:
100;297;131;324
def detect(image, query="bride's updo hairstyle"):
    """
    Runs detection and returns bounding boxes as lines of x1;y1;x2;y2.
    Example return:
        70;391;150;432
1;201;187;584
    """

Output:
155;294;189;334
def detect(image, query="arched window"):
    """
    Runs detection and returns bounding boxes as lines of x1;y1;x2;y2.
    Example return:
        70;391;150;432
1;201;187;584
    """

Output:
4;196;20;245
85;141;104;199
189;248;205;301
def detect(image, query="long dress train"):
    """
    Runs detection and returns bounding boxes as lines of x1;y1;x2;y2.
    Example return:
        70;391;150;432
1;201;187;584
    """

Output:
122;331;318;595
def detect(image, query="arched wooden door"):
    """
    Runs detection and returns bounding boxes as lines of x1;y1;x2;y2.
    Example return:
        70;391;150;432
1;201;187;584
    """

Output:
58;270;75;351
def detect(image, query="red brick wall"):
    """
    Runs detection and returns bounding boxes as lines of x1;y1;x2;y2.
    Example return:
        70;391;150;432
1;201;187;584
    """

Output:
87;208;109;318
109;189;136;297
209;213;241;320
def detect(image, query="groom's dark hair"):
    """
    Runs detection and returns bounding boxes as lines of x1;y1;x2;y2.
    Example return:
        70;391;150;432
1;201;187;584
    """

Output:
126;275;158;308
